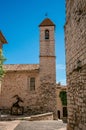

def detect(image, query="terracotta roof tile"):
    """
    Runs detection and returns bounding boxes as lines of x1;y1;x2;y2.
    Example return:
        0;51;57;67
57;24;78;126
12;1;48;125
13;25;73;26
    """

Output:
3;64;39;72
39;18;55;27
0;31;7;44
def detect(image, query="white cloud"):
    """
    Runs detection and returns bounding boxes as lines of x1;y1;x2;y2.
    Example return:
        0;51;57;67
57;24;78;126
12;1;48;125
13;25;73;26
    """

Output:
60;79;66;85
56;79;66;85
56;64;66;70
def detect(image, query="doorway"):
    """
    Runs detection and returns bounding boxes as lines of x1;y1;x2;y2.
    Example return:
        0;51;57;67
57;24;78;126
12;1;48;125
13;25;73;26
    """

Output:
58;110;60;119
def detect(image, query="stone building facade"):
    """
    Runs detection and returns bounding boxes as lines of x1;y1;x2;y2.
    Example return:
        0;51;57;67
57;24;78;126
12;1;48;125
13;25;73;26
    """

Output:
56;84;67;120
0;18;58;119
65;0;86;129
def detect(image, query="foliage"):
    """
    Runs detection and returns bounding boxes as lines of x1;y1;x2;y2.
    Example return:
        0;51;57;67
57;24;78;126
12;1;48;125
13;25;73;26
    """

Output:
0;49;6;79
59;91;67;106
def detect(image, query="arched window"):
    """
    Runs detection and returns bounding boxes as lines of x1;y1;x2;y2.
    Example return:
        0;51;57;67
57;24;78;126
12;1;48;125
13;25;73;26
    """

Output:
45;30;49;39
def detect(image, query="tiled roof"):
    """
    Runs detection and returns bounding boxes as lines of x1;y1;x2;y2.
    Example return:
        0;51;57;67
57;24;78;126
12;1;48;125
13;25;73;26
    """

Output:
0;31;7;44
39;18;55;27
3;64;39;71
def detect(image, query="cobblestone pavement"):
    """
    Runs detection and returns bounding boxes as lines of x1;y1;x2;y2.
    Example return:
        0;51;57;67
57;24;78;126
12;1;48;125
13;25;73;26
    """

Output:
0;120;67;130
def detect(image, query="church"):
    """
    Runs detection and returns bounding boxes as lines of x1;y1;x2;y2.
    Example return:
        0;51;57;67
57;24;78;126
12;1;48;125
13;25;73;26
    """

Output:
0;18;67;120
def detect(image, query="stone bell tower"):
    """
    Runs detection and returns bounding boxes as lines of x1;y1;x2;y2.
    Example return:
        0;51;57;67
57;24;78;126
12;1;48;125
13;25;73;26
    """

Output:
39;18;57;119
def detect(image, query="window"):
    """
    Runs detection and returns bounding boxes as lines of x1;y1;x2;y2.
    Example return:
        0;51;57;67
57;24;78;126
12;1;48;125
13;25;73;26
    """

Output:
30;77;35;91
45;30;49;39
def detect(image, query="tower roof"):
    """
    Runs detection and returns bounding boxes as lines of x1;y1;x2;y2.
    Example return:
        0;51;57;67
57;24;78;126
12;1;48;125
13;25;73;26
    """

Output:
0;31;7;44
39;18;55;27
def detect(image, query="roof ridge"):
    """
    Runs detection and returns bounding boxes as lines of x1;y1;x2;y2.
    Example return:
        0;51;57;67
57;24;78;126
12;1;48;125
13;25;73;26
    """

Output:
3;64;40;71
3;64;39;65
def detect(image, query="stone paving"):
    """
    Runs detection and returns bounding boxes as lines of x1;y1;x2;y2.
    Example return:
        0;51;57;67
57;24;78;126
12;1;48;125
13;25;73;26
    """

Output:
0;120;67;130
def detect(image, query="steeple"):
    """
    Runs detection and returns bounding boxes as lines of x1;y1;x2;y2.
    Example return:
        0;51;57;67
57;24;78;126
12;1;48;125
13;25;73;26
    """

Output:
39;18;55;57
39;18;57;119
39;18;55;27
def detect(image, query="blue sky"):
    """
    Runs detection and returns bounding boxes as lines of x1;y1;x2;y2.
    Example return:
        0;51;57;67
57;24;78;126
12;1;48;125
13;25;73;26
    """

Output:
0;0;66;85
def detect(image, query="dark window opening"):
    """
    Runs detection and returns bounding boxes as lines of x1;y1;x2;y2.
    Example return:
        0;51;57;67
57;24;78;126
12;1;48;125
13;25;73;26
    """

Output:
30;77;35;91
45;30;49;39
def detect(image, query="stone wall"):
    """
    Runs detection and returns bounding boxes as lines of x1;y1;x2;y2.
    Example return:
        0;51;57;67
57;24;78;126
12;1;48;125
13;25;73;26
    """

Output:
56;84;67;119
65;0;86;130
0;70;41;115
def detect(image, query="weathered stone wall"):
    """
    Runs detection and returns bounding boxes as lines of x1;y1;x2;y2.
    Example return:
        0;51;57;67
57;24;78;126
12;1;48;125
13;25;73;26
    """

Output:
65;0;86;129
0;70;41;115
56;86;63;118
